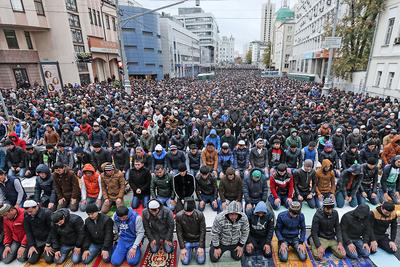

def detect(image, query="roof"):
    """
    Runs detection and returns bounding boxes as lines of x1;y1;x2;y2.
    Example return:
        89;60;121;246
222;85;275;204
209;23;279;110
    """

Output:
276;7;295;22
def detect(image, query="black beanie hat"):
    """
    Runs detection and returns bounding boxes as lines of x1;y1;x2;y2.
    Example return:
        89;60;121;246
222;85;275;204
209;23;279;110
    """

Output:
367;157;378;165
382;202;395;212
183;197;196;212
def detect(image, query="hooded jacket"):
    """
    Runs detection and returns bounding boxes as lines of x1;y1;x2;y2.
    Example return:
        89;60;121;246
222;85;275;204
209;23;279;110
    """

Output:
382;135;400;165
369;205;397;241
101;169;125;200
285;129;302;149
315;159;336;195
24;207;53;248
49;209;85;250
142;202;174;242
81;164;102;199
176;209;206;249
34;164;57;204
247;202;274;246
340;204;371;245
204;129;221;150
218;150;234;172
319;149;340;169
244;168;268;203
8;131;26;150
311;208;342;247
381;155;400;193
211;201;249;248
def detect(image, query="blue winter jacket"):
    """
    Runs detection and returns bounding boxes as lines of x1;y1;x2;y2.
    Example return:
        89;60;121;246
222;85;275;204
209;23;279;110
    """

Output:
114;208;138;243
275;210;306;243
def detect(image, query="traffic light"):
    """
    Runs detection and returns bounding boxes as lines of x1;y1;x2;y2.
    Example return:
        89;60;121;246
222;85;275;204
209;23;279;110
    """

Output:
118;61;124;75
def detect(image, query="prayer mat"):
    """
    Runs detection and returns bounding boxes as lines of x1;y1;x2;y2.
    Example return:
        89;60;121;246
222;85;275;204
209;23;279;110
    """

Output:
306;245;351;267
241;252;275;267
140;240;177;267
345;257;376;267
271;238;314;267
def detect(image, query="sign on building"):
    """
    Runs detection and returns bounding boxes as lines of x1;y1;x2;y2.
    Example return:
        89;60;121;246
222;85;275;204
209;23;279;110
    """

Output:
323;37;342;49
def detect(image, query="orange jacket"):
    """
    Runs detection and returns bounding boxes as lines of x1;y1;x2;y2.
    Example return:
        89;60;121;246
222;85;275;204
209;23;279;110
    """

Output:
81;164;101;199
315;159;336;195
382;135;400;165
201;148;218;171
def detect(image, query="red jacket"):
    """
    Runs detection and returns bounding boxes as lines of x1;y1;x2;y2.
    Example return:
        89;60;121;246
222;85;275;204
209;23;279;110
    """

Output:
269;170;294;199
8;132;26;150
80;124;92;139
3;208;27;246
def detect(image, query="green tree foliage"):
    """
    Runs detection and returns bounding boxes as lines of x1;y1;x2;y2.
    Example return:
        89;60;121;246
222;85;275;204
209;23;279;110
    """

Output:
262;42;272;68
245;49;252;64
325;0;385;80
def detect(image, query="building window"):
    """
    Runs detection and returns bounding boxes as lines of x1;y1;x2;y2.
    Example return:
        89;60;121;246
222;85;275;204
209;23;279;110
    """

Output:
93;10;97;25
97;11;102;27
387;72;395;89
77;62;88;72
25;32;33;49
105;15;110;29
74;45;85;53
112;17;116;31
10;0;24;12
375;71;382;86
14;69;29;87
71;29;83;43
143;31;153;36
4;30;19;49
33;0;45;15
384;18;395;45
88;8;93;24
65;0;77;12
79;74;91;85
144;48;154;52
145;63;156;67
68;13;81;28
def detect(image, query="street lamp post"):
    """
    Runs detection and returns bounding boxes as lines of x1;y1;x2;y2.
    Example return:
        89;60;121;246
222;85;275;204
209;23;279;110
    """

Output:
322;0;340;96
116;0;190;94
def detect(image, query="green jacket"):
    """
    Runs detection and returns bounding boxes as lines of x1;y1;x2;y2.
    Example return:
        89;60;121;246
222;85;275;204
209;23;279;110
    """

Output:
150;173;175;199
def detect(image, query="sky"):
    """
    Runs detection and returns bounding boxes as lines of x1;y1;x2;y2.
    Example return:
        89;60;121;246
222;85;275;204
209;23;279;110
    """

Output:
137;0;297;55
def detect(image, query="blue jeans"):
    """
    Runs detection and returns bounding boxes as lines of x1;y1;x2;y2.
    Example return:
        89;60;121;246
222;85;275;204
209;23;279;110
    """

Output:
278;238;307;262
181;242;205;265
298;192;316;209
150;240;174;254
8;168;25;178
111;240;141;266
198;194;220;212
336;191;358;208
357;189;379;206
131;195;150;209
157;196;176;210
345;239;370;259
190;169;199;177
268;194;289;210
379;187;399;204
54;245;81;264
82;243;111;264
